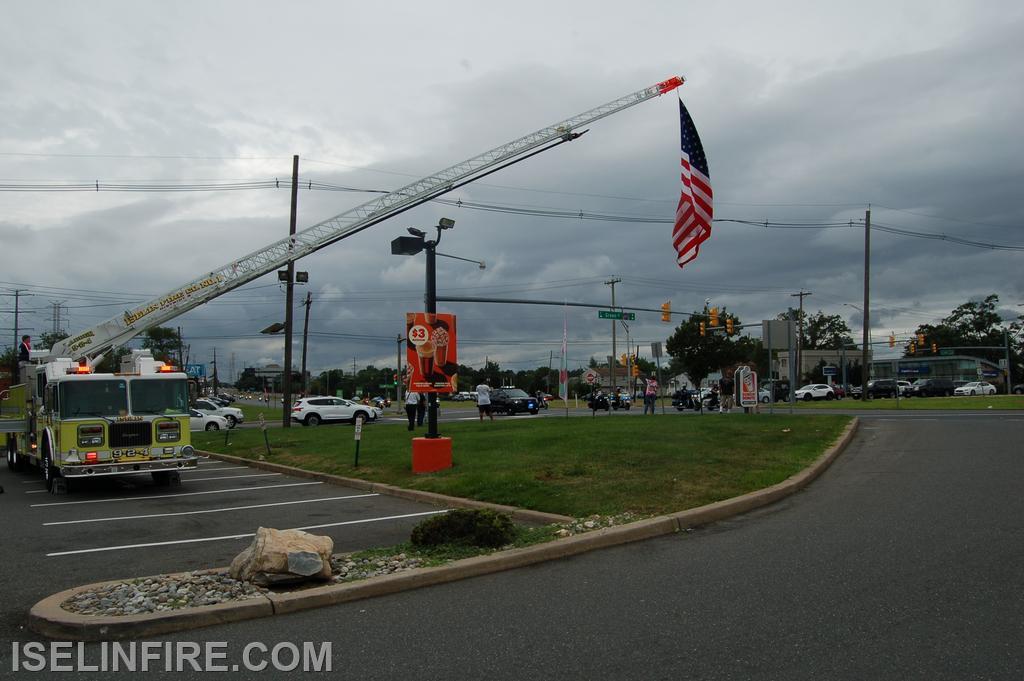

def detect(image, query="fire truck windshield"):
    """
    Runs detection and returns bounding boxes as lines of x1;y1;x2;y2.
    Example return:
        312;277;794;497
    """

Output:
129;378;189;415
60;379;128;419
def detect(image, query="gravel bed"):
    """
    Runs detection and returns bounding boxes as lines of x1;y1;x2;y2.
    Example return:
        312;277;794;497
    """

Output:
62;572;267;617
60;514;645;616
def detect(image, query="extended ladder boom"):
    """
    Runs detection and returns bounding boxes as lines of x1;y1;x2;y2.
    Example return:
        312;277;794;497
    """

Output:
50;76;685;362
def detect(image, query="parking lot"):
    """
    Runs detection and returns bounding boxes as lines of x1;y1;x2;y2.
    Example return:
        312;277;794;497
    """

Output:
0;457;446;643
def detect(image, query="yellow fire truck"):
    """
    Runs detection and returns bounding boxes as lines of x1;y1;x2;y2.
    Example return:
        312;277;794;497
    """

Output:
4;351;197;493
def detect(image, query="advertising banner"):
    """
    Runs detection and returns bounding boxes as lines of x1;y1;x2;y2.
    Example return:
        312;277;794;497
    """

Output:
406;312;458;393
738;367;758;407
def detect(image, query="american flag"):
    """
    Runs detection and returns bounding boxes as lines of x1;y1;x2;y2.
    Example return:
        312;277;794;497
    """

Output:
673;99;713;268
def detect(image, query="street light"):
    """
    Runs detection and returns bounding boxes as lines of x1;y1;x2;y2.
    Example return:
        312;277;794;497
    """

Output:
390;218;454;440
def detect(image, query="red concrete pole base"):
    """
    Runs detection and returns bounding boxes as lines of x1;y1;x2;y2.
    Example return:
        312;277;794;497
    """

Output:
411;437;452;473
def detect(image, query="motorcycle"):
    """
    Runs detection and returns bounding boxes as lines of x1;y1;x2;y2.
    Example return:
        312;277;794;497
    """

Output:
587;391;610;412
700;388;720;412
610;392;631;410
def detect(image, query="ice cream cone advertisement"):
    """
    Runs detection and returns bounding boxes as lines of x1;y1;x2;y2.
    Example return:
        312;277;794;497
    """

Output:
406;312;457;392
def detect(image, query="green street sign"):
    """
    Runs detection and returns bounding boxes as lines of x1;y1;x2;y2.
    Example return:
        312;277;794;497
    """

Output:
598;311;635;320
939;349;953;356
378;383;396;388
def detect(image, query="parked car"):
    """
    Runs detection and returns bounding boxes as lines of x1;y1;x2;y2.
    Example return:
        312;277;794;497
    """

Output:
189;409;229;431
216;393;236;403
1013;383;1024;395
489;388;540;415
954;381;996;396
896;380;913;396
864;379;899;399
291;396;382;426
831;384;846;399
909;378;955;397
794;384;836;401
194;398;245;427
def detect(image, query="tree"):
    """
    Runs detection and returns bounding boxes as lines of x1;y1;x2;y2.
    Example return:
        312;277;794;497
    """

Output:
803;311;853;350
911;295;1022;379
141;327;182;363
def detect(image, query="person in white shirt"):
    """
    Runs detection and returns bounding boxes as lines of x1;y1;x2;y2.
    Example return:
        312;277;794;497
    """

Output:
405;390;420;431
476;382;493;422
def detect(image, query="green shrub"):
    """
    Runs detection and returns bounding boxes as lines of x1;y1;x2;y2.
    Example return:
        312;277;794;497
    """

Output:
410;509;516;548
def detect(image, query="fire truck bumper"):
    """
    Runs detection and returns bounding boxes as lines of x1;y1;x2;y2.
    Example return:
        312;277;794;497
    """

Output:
60;452;199;478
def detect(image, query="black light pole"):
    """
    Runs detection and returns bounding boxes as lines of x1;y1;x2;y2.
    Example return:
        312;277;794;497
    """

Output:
424;236;439;439
390;217;455;440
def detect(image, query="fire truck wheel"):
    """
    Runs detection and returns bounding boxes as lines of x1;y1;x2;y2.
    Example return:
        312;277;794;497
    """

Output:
42;446;57;492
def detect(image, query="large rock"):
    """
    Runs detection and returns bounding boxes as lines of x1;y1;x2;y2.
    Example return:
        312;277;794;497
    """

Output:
229;527;334;586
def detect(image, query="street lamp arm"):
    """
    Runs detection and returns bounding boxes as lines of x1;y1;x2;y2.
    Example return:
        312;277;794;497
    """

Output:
436;252;486;269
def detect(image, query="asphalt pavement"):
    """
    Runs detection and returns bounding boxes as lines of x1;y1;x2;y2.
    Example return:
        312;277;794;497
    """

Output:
0;457;445;655
36;411;1017;680
2;412;1021;679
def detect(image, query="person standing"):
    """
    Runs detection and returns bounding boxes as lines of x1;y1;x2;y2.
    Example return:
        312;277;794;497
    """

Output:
18;335;31;364
404;389;420;431
719;370;735;414
644;377;658;415
416;391;427;426
476;381;493;422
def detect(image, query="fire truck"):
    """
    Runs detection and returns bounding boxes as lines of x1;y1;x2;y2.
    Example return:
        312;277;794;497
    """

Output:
2;75;684;493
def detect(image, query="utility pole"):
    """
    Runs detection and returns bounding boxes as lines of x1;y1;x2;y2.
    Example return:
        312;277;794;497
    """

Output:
281;154;300;427
396;334;404;405
790;290;812;383
177;326;185;370
605;277;621;393
861;206;871;400
211;347;219;396
300;292;312;396
50;300;66;335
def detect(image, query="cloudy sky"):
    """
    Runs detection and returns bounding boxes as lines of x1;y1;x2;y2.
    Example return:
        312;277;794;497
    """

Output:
2;0;1022;381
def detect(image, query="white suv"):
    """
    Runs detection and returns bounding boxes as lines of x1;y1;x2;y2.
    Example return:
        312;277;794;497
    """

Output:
194;398;245;428
291;397;382;427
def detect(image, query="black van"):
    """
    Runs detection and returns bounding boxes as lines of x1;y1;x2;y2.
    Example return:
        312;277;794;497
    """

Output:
909;378;955;397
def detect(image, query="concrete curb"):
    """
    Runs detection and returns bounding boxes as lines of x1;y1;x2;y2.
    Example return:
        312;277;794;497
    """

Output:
28;571;274;642
200;451;573;526
29;418;858;640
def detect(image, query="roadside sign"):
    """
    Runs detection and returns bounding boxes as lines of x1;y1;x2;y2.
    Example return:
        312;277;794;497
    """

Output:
998;359;1008;369
737;367;757;408
598;310;635;320
583;369;600;385
651;342;662;358
898;365;930;375
185;363;206;378
981;370;1000;378
354;416;364;441
822;366;838;376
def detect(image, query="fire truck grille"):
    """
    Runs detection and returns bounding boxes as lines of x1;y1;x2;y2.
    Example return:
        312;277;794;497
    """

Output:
110;422;152;447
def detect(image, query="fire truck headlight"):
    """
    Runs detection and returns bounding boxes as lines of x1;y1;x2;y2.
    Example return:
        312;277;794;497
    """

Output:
77;424;105;447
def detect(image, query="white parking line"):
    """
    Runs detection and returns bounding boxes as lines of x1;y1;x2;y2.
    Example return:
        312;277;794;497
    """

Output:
46;510;446;556
30;482;323;508
43;493;380;526
26;490;47;494
176;473;280;483
181;465;249;473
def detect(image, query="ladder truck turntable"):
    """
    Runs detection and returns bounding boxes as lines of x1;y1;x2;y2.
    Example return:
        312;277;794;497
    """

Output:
2;75;684;493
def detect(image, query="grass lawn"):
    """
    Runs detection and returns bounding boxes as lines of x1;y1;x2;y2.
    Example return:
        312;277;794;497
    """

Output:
194;414;851;518
790;395;1024;410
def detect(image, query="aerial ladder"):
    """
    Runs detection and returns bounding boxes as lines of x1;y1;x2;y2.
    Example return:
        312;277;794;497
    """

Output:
48;75;685;364
6;75;684;492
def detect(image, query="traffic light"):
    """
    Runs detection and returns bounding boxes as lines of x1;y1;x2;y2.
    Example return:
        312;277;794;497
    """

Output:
631;365;640;377
620;353;628;366
709;307;719;327
888;334;895;348
909;342;916;355
661;301;671;323
699;321;706;336
917;333;926;346
931;342;938;354
726;317;735;335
